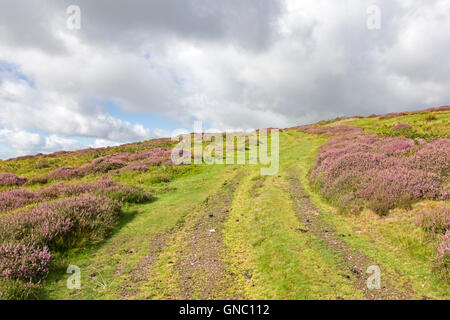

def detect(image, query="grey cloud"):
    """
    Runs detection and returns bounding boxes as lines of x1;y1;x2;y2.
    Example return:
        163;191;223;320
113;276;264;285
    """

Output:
0;1;67;53
72;0;282;50
2;0;282;52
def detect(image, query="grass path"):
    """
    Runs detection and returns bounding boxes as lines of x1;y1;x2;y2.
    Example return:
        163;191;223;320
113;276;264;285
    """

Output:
170;170;244;299
221;171;365;299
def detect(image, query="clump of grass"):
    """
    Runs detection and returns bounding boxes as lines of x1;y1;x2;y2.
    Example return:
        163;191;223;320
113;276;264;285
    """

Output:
424;114;437;121
391;123;412;131
28;176;48;185
297;125;363;136
0;278;44;300
150;172;171;183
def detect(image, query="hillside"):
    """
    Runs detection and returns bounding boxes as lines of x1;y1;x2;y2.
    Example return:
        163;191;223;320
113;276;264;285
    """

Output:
0;106;448;300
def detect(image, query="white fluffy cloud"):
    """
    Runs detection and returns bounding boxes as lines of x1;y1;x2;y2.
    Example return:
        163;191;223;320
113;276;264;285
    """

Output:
0;73;153;143
0;0;449;158
0;128;83;157
89;139;122;149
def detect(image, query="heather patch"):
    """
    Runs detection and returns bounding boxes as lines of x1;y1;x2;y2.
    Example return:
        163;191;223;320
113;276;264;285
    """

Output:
0;195;122;294
407;139;450;175
0;189;38;213
416;204;450;280
0;173;27;186
0;177;152;213
310;136;449;215
434;230;449;280
0;195;122;249
379;112;409;120
34;147;174;183
0;243;51;283
417;204;450;235
122;162;148;172
98;183;152;203
130;147;172;165
47;166;80;181
78;153;129;175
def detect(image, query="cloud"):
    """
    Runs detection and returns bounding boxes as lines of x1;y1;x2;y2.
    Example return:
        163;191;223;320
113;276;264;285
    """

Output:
0;128;84;157
89;139;122;149
0;0;449;158
0;70;153;141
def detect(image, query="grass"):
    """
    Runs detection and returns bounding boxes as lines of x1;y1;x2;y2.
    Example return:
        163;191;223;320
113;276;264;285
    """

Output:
341;110;450;138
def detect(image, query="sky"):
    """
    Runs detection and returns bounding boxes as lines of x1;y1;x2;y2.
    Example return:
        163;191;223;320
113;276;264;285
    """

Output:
0;0;449;159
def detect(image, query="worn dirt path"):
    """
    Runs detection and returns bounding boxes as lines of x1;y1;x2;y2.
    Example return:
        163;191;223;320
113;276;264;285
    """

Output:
120;233;170;298
172;171;244;299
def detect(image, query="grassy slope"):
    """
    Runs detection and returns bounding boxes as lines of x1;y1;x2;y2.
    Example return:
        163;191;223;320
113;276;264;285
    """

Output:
45;121;449;299
338;110;450;138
